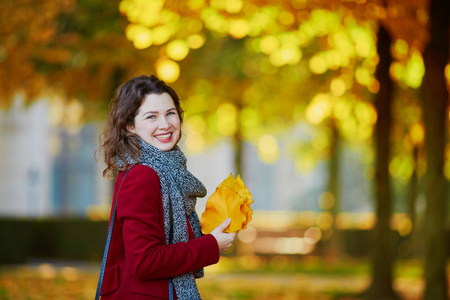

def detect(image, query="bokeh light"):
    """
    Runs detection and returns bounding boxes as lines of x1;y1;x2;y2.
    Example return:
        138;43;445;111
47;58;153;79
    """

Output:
389;155;414;181
216;102;237;136
237;226;257;243
317;212;334;230
228;19;250;39
445;63;450;84
126;24;153;49
305;93;332;124
330;77;346;96
257;134;280;164
156;59;180;83
187;34;206;49
224;0;243;14
304;227;322;244
409;122;424;145
260;36;280;54
152;26;171;45
318;192;335;210
166;40;190;61
309;54;327;74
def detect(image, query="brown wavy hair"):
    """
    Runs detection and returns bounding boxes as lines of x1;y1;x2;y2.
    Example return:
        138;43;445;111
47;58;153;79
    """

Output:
96;75;184;179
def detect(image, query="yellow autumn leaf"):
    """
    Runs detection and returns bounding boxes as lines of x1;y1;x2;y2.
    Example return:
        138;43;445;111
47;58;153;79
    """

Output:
200;173;254;234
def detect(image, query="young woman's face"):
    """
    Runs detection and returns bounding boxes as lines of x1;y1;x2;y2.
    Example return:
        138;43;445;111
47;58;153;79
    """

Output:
128;93;181;151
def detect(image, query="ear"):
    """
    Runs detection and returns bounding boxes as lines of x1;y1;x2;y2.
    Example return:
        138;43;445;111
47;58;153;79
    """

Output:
126;124;135;133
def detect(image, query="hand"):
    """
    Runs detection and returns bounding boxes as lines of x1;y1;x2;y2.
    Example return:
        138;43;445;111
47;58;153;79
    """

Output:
210;218;237;252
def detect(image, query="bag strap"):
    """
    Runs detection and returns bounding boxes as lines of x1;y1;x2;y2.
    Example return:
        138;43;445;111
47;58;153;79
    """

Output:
168;201;174;299
95;164;136;300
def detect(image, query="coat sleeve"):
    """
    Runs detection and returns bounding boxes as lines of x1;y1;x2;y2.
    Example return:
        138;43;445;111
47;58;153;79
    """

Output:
116;165;220;281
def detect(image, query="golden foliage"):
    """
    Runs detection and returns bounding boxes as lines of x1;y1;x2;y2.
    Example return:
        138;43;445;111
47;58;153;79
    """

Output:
200;173;254;234
0;0;157;120
0;0;73;106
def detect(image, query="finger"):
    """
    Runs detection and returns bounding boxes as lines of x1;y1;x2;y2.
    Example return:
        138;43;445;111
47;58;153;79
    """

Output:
218;218;232;231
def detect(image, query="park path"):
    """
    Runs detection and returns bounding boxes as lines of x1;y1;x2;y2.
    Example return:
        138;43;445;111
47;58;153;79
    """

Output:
0;260;429;300
197;273;424;300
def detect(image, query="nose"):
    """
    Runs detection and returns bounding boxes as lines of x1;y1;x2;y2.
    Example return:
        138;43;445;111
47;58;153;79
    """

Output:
157;116;170;129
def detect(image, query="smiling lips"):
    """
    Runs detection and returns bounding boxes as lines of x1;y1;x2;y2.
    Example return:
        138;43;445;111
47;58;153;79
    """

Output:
155;132;172;142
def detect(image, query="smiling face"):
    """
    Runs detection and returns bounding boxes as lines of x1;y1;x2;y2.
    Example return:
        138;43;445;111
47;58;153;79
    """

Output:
128;92;181;151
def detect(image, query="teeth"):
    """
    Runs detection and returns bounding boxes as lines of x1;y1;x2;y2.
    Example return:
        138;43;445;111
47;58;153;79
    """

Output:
156;133;171;139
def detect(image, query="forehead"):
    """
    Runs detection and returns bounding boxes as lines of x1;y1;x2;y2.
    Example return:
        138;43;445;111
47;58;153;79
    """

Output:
138;93;175;113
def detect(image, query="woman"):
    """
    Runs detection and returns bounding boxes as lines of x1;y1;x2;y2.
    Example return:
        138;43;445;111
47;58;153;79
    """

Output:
96;75;236;299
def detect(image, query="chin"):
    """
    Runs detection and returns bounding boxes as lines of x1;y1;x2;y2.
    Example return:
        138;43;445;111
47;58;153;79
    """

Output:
158;143;177;152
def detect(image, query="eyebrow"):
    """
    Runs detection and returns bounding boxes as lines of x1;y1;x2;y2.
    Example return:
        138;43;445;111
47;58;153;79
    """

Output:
142;107;177;117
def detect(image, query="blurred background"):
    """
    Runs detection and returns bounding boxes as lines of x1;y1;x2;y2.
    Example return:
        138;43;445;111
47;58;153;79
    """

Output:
0;0;449;299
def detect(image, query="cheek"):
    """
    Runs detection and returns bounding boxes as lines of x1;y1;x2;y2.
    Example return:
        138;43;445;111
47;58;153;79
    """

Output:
134;121;154;136
173;118;181;129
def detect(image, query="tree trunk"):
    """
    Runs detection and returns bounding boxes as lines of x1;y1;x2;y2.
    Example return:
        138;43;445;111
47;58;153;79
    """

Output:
365;24;399;300
233;131;243;176
233;103;243;177
324;120;342;261
407;145;419;257
421;0;449;299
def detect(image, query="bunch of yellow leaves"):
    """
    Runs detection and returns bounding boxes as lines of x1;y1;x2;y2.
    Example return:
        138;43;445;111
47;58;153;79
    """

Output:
200;173;254;234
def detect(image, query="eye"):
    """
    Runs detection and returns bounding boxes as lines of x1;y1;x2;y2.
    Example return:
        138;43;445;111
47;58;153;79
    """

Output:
145;115;156;119
167;111;177;116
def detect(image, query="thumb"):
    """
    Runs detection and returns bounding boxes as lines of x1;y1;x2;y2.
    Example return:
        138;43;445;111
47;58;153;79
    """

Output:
218;218;232;231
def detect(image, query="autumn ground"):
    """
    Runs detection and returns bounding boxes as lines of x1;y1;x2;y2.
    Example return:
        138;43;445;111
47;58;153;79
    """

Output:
0;257;443;300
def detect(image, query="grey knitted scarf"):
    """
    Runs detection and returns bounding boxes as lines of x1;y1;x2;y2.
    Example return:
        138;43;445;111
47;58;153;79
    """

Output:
117;137;207;300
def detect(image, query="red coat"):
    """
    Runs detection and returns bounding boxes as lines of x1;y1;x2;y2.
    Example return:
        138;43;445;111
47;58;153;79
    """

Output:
100;164;220;300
